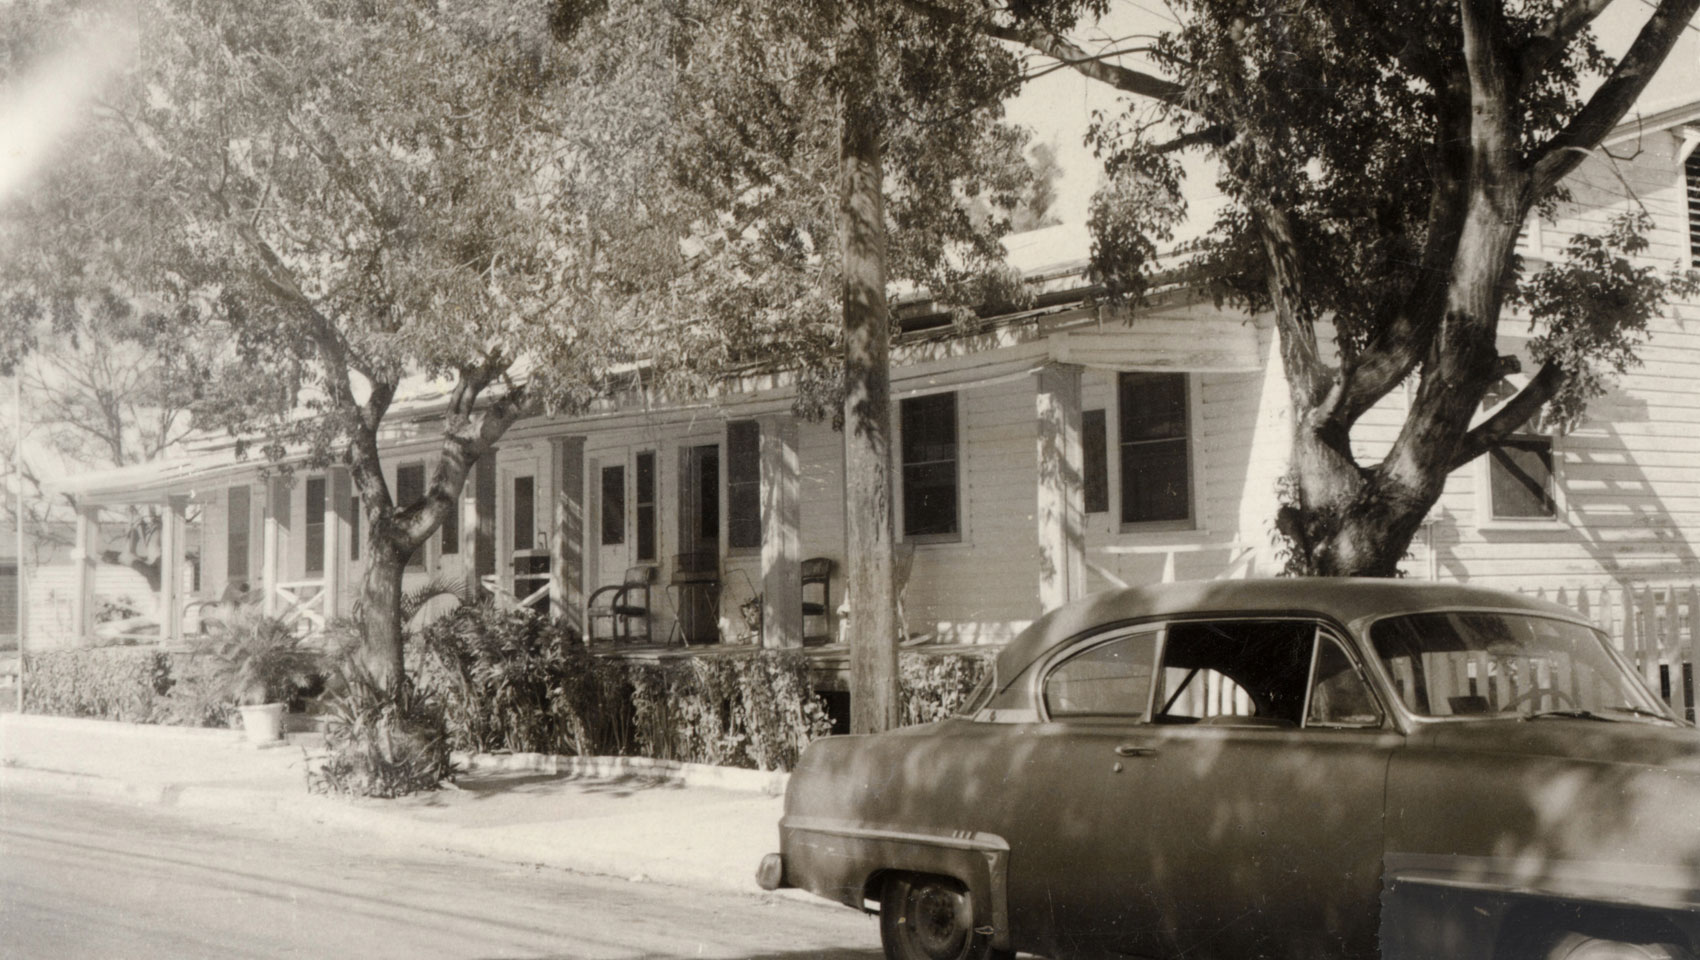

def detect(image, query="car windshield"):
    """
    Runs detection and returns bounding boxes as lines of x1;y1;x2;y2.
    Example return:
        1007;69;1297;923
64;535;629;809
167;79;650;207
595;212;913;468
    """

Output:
1369;612;1674;723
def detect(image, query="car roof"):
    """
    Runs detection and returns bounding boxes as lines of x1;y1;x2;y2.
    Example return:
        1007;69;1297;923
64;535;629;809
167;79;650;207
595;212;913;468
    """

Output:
990;578;1581;696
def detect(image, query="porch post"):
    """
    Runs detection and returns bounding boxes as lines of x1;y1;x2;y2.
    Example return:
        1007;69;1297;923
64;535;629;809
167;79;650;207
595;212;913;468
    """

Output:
160;496;186;642
550;436;586;633
261;476;286;615
1036;363;1086;613
71;504;99;642
760;415;803;649
324;468;351;618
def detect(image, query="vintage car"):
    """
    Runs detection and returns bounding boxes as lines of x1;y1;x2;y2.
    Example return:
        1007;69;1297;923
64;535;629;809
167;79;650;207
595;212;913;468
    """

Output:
757;579;1700;960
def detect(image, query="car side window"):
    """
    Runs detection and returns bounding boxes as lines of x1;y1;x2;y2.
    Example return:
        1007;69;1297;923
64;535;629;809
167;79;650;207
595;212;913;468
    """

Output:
1152;620;1317;727
1307;638;1384;728
1043;630;1160;719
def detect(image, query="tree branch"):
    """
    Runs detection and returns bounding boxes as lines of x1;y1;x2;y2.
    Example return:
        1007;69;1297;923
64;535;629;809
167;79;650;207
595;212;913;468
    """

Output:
1519;0;1614;80
1529;0;1700;194
1449;361;1565;471
896;0;1187;105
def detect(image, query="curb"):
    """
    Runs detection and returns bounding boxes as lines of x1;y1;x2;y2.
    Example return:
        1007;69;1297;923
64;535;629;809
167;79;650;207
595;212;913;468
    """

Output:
454;751;790;796
1;712;246;743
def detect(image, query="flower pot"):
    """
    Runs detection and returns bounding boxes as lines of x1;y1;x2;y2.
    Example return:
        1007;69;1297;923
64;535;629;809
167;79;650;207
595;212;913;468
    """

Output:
238;702;287;743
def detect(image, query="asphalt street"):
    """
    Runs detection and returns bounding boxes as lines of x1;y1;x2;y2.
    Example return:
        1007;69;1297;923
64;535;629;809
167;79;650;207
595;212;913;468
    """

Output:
0;786;880;960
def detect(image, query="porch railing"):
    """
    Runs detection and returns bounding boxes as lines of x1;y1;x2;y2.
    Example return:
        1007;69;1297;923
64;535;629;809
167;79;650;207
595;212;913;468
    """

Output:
1520;582;1700;721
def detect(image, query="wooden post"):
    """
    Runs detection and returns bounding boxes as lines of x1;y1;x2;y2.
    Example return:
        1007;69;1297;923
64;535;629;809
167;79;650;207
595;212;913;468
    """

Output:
71;504;99;642
1687;585;1700;722
550;436;586;634
159;497;186;643
1036;363;1085;614
262;476;288;616
324;468;351;619
761;415;803;649
1666;585;1685;718
840;29;898;734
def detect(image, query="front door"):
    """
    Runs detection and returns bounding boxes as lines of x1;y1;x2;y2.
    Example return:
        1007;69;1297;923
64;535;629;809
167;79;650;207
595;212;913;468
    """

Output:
501;461;549;615
675;444;720;642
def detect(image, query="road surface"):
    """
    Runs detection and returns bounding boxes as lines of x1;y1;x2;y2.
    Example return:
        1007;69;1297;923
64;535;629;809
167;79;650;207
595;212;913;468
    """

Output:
0;786;880;960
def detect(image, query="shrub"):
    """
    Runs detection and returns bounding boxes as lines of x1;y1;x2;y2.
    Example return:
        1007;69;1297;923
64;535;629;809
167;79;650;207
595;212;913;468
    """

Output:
625;653;831;771
309;656;454;799
900;651;995;726
412;604;581;754
21;647;237;727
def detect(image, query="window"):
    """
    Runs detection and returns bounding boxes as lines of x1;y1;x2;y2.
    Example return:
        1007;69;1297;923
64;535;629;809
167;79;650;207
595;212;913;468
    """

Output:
1488;437;1556;519
1482;379;1558;521
635;452;656;562
900;392;959;538
512;475;535;552
396;463;426;569
600;465;625;546
1044;631;1160;719
441;483;460;555
304;476;326;574
726;421;761;551
1118;373;1191;525
1153;620;1316;726
1307;639;1383;728
349;496;361;561
1083;408;1108;514
227;485;250;582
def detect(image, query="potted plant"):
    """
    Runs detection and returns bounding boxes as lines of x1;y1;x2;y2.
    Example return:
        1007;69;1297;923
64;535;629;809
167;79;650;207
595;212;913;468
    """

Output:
190;609;318;742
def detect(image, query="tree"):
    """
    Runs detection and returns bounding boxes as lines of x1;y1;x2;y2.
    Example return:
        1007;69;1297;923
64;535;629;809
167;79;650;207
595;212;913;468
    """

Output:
648;0;1041;731
3;0;677;680
921;0;1700;576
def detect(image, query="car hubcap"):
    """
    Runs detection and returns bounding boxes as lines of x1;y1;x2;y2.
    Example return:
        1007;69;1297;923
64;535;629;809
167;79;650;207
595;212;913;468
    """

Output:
908;883;970;959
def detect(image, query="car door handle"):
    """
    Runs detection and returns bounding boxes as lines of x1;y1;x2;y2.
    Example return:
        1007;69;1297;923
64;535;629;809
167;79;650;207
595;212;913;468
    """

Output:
1114;743;1157;757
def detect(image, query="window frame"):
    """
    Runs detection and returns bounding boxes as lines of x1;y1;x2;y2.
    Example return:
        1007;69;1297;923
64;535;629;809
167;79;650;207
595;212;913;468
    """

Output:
1034;625;1165;723
1115;372;1196;532
897;390;963;543
634;450;657;563
1474;379;1566;530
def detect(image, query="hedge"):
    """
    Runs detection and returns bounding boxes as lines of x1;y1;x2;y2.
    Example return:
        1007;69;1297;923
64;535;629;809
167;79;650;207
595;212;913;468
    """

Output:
21;647;234;728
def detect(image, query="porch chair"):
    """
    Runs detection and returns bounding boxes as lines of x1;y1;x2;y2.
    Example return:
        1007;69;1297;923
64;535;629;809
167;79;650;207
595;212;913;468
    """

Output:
587;565;656;643
801;557;834;644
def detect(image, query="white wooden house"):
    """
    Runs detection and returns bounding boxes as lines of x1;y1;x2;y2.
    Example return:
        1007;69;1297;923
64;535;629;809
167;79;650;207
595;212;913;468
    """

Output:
40;102;1700;656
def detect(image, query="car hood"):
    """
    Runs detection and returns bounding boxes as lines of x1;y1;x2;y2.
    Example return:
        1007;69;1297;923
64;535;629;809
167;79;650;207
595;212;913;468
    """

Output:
1413;716;1700;769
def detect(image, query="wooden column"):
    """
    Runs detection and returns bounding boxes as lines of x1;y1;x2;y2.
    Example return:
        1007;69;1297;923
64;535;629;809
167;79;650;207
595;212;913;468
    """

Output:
760;416;803;649
71;504;99;642
324;468;351;618
550;436;587;633
1036;363;1086;613
159;497;186;642
261;476;288;615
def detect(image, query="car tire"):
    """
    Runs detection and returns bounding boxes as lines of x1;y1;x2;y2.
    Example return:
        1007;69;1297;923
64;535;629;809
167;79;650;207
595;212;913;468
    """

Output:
1541;932;1696;960
879;874;1011;960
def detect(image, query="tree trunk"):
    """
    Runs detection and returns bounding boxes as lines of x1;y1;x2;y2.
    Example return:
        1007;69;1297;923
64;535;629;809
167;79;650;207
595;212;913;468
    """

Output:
839;26;899;735
358;536;408;686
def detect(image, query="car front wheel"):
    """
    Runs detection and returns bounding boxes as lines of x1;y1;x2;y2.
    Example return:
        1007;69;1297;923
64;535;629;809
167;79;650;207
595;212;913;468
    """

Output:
879;874;1011;960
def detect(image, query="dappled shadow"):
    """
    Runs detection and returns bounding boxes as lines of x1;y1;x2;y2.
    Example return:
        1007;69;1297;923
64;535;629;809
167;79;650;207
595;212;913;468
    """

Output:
428;771;688;804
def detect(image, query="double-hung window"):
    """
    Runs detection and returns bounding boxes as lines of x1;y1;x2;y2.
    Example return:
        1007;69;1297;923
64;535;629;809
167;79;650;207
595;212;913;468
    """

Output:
305;476;326;574
900;392;960;539
1481;379;1559;522
1118;373;1191;526
726;421;761;551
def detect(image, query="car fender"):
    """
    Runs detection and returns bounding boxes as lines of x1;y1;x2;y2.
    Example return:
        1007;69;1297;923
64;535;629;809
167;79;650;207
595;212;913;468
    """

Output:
781;815;1013;951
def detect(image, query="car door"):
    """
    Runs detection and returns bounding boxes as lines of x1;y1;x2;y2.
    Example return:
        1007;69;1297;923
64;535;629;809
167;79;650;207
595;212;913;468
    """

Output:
999;625;1167;960
1080;620;1400;960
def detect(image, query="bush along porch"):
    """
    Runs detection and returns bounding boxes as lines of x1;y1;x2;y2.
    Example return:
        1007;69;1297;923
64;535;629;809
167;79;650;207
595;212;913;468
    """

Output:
19;601;994;780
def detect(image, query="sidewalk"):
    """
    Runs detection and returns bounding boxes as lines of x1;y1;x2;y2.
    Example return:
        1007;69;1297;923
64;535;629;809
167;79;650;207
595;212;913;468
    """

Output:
0;712;792;898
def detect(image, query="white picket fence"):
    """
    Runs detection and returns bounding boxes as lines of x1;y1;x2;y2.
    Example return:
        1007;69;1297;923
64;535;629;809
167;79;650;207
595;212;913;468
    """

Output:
1521;583;1700;721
